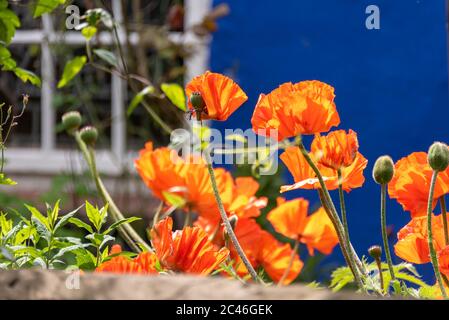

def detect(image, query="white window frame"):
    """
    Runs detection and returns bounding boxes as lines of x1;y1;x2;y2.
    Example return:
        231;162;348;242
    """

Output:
6;0;211;176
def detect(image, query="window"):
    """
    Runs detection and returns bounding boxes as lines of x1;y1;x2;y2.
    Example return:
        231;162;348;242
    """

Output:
5;0;211;175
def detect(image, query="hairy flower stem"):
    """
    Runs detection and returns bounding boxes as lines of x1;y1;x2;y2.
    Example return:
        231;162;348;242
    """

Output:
278;239;299;286
440;196;449;246
427;171;448;298
74;132;152;253
297;141;364;290
317;190;363;288
380;184;396;281
337;169;353;269
195;114;260;283
205;154;260;283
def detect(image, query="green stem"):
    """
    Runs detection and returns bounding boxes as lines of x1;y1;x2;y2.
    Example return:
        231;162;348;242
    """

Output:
195;112;260;283
440;196;449;246
318;190;361;287
427;171;448;298
74;132;152;253
381;183;396;280
205;155;260;283
298;141;365;290
337;169;352;263
277;239;299;286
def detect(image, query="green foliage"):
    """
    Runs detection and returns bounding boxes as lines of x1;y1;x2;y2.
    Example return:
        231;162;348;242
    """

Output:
161;83;186;111
57;55;87;88
81;26;97;40
127;86;155;116
0;2;41;87
0;200;141;271
93;49;118;68
33;0;66;18
0;46;41;86
0;173;16;185
0;1;20;45
330;258;435;298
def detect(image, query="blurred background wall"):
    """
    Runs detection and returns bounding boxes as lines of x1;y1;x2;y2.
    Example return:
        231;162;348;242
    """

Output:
210;0;449;280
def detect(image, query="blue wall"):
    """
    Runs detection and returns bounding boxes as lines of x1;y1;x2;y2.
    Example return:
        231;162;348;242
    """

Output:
210;0;449;281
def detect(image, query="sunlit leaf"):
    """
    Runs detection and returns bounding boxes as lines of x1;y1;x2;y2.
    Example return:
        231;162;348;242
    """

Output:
57;55;87;88
69;217;93;233
33;0;66;18
0;173;16;185
103;217;141;235
127;86;155;116
81;26;97;40
0;3;20;44
12;68;41;87
161;83;186;111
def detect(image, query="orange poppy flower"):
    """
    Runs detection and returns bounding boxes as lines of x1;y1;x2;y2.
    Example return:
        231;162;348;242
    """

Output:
193;172;268;221
388;152;449;217
196;214;302;285
267;198;338;255
224;226;303;285
185;71;248;121
134;142;188;201
150;217;229;275
438;245;449;276
301;207;340;255
280;146;367;193
96;245;158;274
311;129;359;170
135;141;266;221
258;230;303;285
394;214;447;264
251;81;340;141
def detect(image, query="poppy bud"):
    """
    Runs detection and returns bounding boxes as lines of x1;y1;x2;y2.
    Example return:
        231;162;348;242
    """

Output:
372;155;394;185
428;142;449;172
79;126;98;146
190;92;205;111
368;245;382;260
62;111;82;133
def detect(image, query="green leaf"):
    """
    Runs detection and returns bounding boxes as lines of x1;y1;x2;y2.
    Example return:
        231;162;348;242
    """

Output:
0;4;20;45
51;243;92;260
47;200;60;230
13;68;41;87
33;0;66;18
68;217;93;233
57;55;87;88
329;266;354;292
81;26;97;40
103;217;141;235
85;233;114;250
127;86;155;116
0;173;16;186
73;247;96;270
162;191;187;209
54;205;82;233
93;49;118;68
161;83;186;111
85;201;102;231
25;204;51;232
